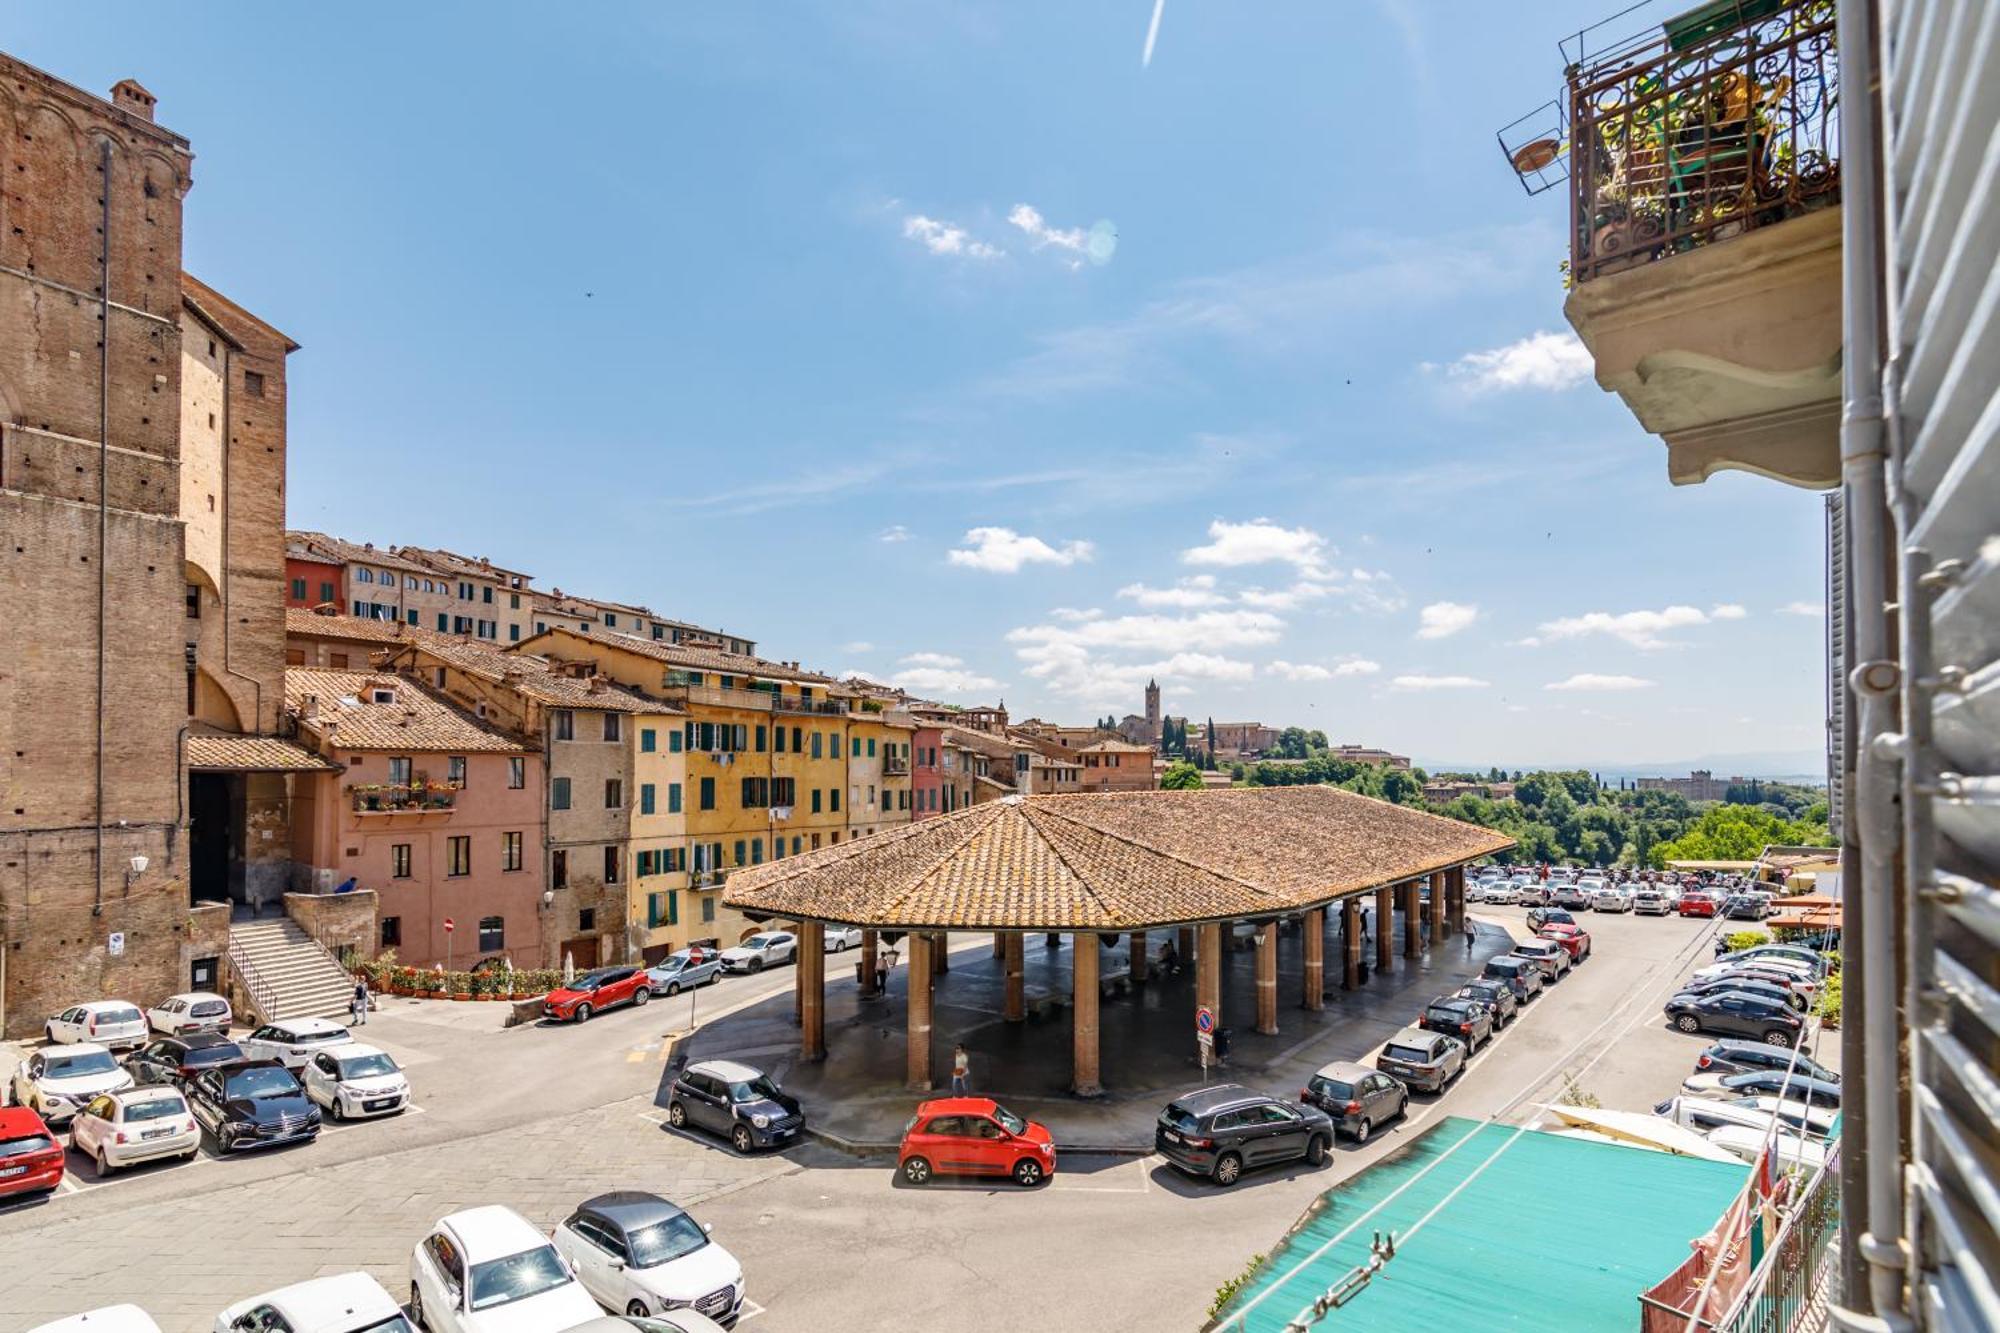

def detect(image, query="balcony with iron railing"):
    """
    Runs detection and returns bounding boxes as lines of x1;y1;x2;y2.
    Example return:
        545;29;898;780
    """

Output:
662;683;848;716
348;780;461;814
883;755;910;776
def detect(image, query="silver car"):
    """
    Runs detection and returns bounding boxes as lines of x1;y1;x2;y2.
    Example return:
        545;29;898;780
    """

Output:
647;949;724;996
1375;1026;1465;1095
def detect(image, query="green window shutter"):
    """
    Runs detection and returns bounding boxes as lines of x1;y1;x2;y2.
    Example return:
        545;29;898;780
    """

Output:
647;893;665;928
751;838;764;865
734;839;747;866
755;725;767;752
668;783;682;813
868;738;878;757
641;784;656;815
667;891;679;926
641;729;656;753
700;777;715;810
669;730;683;752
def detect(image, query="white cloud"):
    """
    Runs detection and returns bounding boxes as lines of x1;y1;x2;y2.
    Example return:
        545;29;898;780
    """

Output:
1439;330;1593;392
1544;673;1657;692
1416;600;1479;640
947;527;1095;573
1267;656;1381;682
1007;203;1088;254
1118;575;1226;608
1779;601;1824;617
1049;606;1101;623
878;524;911;543
1710;603;1748;620
1389;674;1490;691
1182;518;1331;572
892;664;1003;696
840;640;875;654
1538;604;1714;650
1334;656;1383;677
900;651;964;668
902;214;1003;260
1007;608;1282;704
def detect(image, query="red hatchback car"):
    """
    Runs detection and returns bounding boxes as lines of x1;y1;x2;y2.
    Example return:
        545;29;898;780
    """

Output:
899;1097;1056;1187
0;1106;66;1200
1680;891;1719;918
543;966;651;1022
1537;922;1593;962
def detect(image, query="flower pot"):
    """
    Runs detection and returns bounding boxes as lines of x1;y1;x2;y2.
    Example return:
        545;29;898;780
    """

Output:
453;992;473;1002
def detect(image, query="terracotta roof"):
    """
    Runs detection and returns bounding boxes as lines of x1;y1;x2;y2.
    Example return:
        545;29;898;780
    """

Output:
285;531;430;575
392;545;533;583
1080;738;1155;753
285;607;436;644
940;726;1018;760
384;638;679;715
186;734;336;772
286;668;528;753
521;626;838;687
724;786;1513;930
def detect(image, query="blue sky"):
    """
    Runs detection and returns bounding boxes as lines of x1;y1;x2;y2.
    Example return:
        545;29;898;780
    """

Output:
18;2;1830;770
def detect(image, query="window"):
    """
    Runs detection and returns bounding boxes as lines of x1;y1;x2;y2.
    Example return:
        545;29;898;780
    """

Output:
700;777;715;810
482;586;494;604
242;370;264;397
772;776;796;806
811;789;823;814
577;906;594;931
668;782;682;813
640;728;656;753
734;839;747;866
774;726;786;754
868;737;878;758
447;755;467;787
852;737;861;758
501;831;522;872
458;581;473;601
605;778;623;809
648;892;678;928
553;710;574;740
606;613;619;628
701;895;715;923
751;838;764;865
668;730;683;753
358;568;375;585
551;777;572;810
665;847;684;873
603;846;621;884
552;849;568;889
446;836;470;877
478;916;504;952
388;756;412;786
740;777;769;807
391;844;412;879
290;578;307;600
508;756;525;789
640;784;656;815
381;916;401;949
831;788;842;813
510;593;520;609
811;732;823;759
185;583;201;618
791;726;803;752
285;648;306;666
603;713;621;742
508;625;520;642
437;613;449;632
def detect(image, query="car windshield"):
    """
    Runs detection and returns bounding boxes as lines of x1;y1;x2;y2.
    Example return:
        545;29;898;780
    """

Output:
188;1043;243;1066
730;1075;783;1103
190;1001;228;1017
123;1096;185;1121
1384;1043;1432;1063
468;1243;572;1310
288;1029;346;1045
655;957;687;973
338;1053;399;1080
1485;960;1522;976
222;1067;300;1100
348;1318;412;1333
991;1105;1027;1136
748;938;773;950
1309;1076;1355;1101
97;1006;143;1025
45;1049;118;1078
0;1134;55;1159
1160;1106;1200;1135
628;1213;709;1267
572;971;616;990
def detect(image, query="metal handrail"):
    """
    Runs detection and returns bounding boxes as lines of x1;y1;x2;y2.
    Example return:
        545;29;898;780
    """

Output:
227;941;279;1024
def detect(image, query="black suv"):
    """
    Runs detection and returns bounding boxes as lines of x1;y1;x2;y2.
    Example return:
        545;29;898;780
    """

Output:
1693;1039;1839;1082
1155;1084;1334;1187
1418;997;1494;1052
1480;955;1545;1001
186;1059;320;1153
128;1032;246;1089
1663;991;1805;1046
1454;979;1519;1029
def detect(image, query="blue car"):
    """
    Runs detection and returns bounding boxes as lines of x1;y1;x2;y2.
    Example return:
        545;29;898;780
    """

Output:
646;949;724;997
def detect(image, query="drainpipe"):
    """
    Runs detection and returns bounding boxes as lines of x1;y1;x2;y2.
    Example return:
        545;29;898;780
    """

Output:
1830;0;1911;1327
93;137;111;919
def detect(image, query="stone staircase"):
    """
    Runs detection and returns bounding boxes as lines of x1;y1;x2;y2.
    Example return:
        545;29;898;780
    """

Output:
228;917;355;1024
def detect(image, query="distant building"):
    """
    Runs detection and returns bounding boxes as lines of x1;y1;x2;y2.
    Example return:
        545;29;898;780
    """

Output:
1077;739;1157;793
1329;744;1412;771
1635;769;1734;802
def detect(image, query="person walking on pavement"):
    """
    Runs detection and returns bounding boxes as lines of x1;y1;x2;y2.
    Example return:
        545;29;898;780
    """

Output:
351;977;369;1026
1464;919;1477;955
874;946;890;995
951;1044;971;1094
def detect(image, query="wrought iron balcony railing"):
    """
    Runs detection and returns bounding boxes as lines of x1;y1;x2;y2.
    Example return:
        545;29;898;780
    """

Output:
1567;0;1839;283
348;780;461;813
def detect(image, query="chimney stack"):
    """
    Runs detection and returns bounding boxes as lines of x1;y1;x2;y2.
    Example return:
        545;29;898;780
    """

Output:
111;79;156;121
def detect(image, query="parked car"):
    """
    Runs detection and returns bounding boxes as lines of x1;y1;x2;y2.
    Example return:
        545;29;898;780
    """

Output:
1480;955;1545;1001
1662;991;1807;1046
1517;882;1554;908
1693;1039;1838;1082
564;1317;727;1333
10;1044;133;1125
0;1106;66;1200
1683;1070;1842;1108
45;1002;149;1051
236;1018;354;1070
1671;975;1810;1015
1690;957;1822;992
1300;1061;1408;1143
1525;906;1575;932
68;1086;200;1175
1552;883;1596;911
1632;888;1672;916
545;967;651;1023
552;1190;746;1324
1536;922;1592;962
302;1043;410;1120
1592;886;1634;913
667;1060;803;1153
1375;1027;1466;1094
127;1033;247;1090
1452;979;1520;1028
214;1273;413;1333
823;926;863;952
898;1096;1057;1187
1417;997;1494;1052
1679;890;1719;918
1509;939;1572;982
647;951;724;998
185;1060;320;1153
409;1205;600;1333
28;1312;162;1333
1653;1094;1838;1141
1155;1084;1334;1186
145;992;232;1037
1484;881;1522;905
1712;944;1832;977
718;932;797;974
1722;894;1770;921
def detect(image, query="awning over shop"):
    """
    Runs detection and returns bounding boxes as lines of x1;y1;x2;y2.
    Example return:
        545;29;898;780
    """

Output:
1666;859;1760;871
186;734;335;773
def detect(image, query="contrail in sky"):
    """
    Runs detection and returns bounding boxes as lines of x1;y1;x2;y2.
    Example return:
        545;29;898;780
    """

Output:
1142;0;1165;66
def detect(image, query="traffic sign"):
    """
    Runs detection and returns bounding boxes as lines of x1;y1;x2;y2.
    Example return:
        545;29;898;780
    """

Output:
443;917;455;933
1195;1005;1215;1034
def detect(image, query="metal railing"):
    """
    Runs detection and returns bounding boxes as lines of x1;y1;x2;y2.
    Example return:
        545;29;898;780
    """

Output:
1568;0;1839;282
226;941;279;1024
1712;1144;1842;1333
348;780;460;813
883;756;910;776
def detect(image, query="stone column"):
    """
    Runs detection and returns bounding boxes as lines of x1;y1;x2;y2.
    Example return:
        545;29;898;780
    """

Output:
1404;882;1422;958
993;932;1006;959
1446;866;1465;936
1301;907;1324;1010
1196;922;1222;1027
1430;871;1447;938
861;929;879;994
934;931;949;975
798;921;826;1061
906;932;934;1090
1003;931;1025;1022
1343;897;1362;990
1375;884;1394;972
1254;922;1279;1035
1072;932;1102;1096
1131;931;1149;983
1178;926;1195;961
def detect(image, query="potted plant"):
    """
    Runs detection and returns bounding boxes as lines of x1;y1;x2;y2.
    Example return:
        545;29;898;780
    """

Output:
447;971;474;1001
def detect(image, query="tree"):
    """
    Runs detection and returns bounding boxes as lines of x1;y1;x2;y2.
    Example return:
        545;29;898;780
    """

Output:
1275;726;1312;760
1160;760;1204;790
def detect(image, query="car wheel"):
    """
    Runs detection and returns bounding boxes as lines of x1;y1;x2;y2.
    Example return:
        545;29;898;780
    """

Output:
410;1283;425;1331
1764;1030;1796;1048
44;1025;56;1043
1675;1014;1702;1034
217;1126;234;1153
748;958;765;974
1306;1135;1329;1167
329;1098;345;1123
574;1002;593;1024
1013;1157;1044;1187
627;1301;650;1317
1397;1095;1410;1121
903;1155;932;1185
666;982;681;998
833;938;847;952
634;987;650;1007
668;1101;687;1128
1352;1116;1371;1144
731;1124;754;1154
1213;1152;1244;1187
95;1148;113;1178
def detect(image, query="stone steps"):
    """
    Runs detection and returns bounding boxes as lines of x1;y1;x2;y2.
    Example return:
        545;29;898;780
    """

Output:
228;917;356;1024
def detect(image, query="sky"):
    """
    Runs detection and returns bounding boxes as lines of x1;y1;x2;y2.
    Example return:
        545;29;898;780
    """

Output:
16;2;1832;772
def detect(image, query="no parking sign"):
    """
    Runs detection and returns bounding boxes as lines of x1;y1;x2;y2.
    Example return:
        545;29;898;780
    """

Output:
1195;1005;1215;1034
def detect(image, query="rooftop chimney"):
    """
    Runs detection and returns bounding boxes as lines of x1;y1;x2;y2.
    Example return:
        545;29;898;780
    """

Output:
111;79;156;121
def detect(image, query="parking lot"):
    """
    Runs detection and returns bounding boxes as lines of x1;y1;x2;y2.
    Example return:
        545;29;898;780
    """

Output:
0;908;1828;1332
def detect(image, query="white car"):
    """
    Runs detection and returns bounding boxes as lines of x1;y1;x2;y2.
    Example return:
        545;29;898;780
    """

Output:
1592;886;1634;913
302;1043;411;1120
45;1001;148;1050
28;1309;164;1333
68;1086;200;1174
1485;881;1522;905
215;1272;414;1333
718;932;797;974
552;1190;747;1324
148;992;233;1037
822;926;863;952
237;1018;354;1070
10;1043;133;1125
409;1205;600;1333
1690;957;1821;989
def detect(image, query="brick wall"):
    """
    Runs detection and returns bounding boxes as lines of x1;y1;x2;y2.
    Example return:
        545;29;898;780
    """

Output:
284;888;377;965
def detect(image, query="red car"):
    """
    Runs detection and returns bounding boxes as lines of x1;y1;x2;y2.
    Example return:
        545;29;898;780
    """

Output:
543;966;651;1022
898;1096;1056;1187
1680;891;1718;918
1537;922;1593;962
0;1106;66;1200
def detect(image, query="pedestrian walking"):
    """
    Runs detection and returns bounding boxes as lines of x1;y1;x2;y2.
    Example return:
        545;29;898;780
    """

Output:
1464;920;1476;955
951;1044;971;1095
874;946;890;995
351;977;369;1026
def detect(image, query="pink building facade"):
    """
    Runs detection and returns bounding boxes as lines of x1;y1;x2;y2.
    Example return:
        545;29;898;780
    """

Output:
910;726;944;820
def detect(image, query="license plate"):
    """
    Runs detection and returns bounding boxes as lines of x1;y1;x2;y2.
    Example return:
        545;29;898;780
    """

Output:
365;1098;397;1112
142;1128;173;1140
1161;1130;1181;1144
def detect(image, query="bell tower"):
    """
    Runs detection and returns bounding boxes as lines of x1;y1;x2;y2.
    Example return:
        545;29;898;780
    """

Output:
1144;678;1161;742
